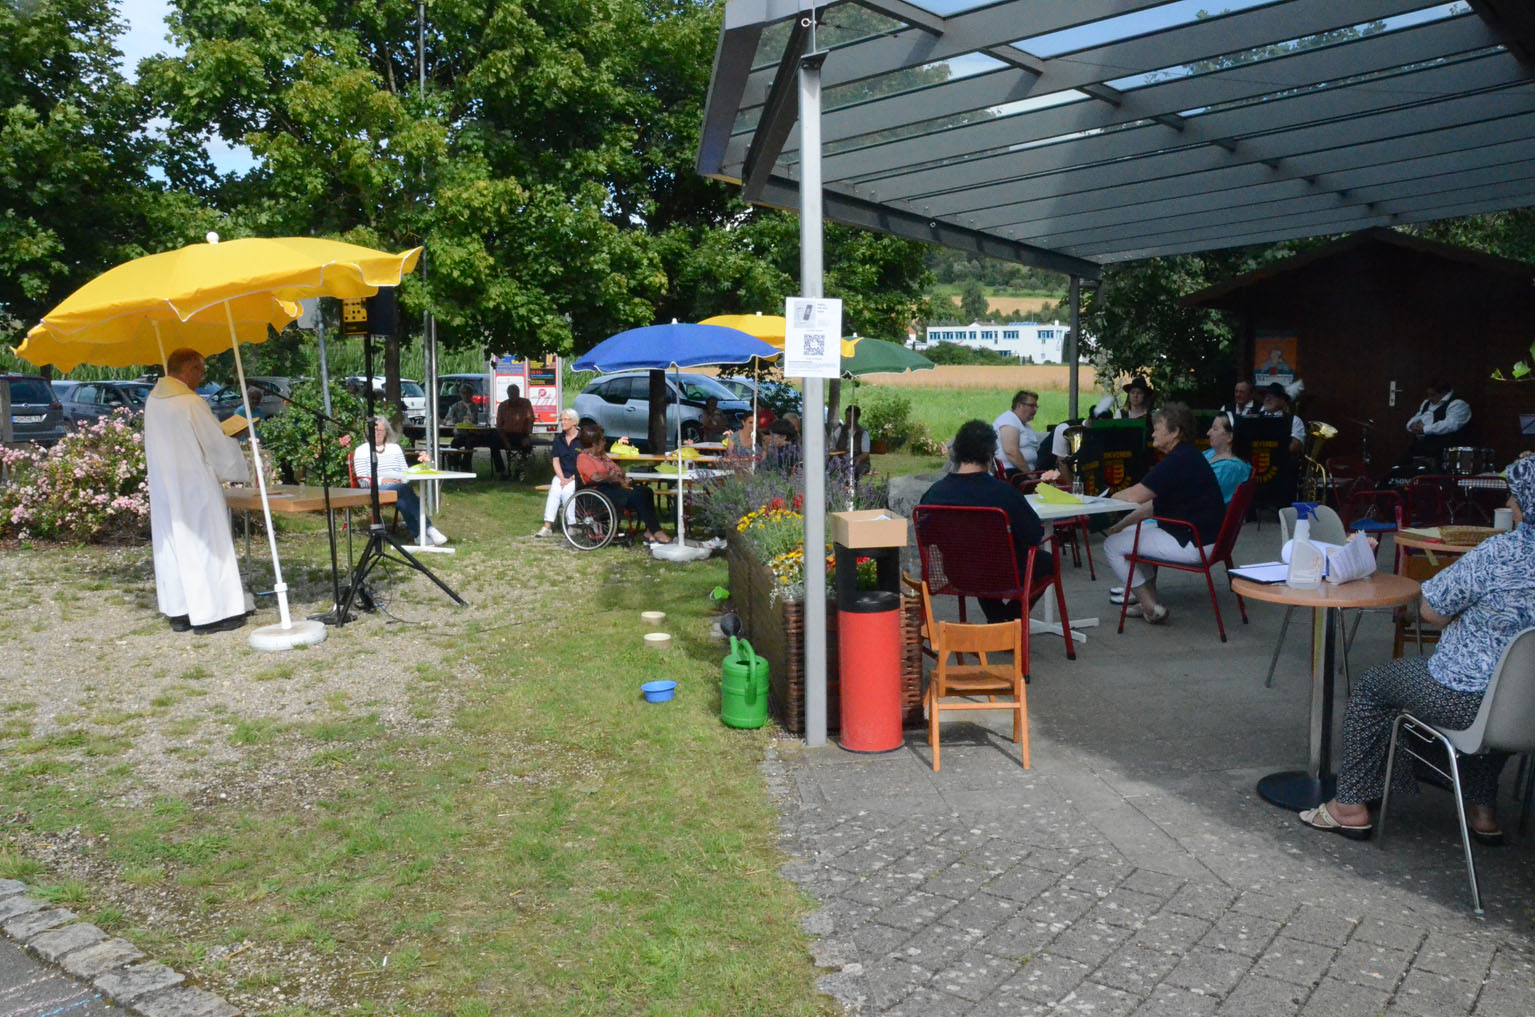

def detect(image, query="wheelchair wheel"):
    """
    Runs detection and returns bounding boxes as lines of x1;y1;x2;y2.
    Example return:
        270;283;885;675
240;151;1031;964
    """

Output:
563;488;617;550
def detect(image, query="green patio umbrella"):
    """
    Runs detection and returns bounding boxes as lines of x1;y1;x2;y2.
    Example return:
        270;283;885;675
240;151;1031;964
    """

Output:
841;336;935;377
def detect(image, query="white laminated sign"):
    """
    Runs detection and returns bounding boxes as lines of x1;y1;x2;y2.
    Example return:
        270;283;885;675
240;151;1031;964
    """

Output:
784;296;843;379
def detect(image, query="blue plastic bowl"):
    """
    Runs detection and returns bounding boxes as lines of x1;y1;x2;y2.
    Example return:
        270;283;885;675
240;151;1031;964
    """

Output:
641;680;677;703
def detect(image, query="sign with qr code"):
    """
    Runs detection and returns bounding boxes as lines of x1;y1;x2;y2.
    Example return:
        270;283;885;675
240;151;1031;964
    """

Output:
784;297;843;378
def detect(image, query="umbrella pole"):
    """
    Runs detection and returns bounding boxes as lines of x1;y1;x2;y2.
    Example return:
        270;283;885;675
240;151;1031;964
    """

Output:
226;304;294;630
151;322;168;373
674;365;685;541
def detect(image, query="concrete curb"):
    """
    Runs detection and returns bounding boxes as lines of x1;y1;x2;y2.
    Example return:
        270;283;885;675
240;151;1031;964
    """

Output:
0;878;241;1017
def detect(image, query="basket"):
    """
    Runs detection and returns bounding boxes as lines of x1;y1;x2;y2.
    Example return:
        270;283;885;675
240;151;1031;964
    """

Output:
1438;525;1498;547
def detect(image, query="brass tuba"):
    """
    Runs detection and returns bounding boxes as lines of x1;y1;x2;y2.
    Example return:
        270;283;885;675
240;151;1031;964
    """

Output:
1299;420;1337;503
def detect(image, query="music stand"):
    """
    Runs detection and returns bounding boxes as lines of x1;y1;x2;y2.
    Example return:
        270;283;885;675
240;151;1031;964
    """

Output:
335;324;466;622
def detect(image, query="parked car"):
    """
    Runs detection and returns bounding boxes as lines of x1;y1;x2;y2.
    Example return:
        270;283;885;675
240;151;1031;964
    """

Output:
343;375;428;426
59;380;154;426
714;376;803;416
2;374;70;446
572;371;750;450
436;373;489;425
195;382;244;420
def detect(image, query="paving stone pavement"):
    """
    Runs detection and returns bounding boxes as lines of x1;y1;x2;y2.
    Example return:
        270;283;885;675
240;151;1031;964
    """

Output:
770;526;1535;1016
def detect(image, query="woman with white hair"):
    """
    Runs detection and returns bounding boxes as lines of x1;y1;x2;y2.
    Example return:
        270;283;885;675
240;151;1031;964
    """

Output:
535;409;582;537
352;417;447;545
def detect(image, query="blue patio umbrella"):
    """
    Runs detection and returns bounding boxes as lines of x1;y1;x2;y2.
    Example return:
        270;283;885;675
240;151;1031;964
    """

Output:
574;321;781;554
573;321;779;372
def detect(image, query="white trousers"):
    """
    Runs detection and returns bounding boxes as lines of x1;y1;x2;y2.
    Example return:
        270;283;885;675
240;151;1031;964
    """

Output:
1104;519;1215;589
543;476;577;524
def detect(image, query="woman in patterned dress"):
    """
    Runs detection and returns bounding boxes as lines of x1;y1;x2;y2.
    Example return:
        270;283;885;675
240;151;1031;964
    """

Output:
1300;455;1535;843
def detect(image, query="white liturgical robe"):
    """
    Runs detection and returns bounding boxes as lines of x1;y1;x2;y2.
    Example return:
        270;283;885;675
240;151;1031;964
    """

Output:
145;377;250;625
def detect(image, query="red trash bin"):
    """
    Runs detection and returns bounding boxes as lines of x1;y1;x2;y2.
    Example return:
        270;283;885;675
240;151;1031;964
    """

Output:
838;590;902;752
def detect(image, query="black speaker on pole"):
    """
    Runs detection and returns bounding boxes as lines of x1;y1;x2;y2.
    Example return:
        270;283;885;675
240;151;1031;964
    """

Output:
365;287;397;336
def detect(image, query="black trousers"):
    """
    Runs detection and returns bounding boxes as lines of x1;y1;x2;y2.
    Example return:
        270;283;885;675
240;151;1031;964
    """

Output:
976;551;1055;623
594;482;663;534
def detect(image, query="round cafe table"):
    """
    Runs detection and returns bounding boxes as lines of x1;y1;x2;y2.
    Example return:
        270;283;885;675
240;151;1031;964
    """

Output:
1232;573;1421;811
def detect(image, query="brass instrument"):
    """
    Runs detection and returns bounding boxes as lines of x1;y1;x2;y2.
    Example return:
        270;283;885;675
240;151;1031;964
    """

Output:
1299;420;1337;503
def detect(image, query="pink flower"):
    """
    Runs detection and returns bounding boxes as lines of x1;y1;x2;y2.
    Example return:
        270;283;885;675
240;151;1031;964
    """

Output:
338;435;352;448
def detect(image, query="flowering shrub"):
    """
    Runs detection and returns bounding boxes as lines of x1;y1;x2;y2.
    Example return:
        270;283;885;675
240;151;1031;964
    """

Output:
858;390;916;450
257;379;367;483
0;410;149;542
909;431;948;457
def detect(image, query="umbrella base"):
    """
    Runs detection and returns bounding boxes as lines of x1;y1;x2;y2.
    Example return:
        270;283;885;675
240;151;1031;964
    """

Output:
249;619;328;652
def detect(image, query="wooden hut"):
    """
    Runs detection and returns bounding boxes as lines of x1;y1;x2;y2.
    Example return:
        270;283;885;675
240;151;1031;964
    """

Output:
1187;229;1535;472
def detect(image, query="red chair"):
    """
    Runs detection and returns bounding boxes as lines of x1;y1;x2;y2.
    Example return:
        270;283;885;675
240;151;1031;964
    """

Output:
1402;476;1453;527
1116;478;1256;642
1324;455;1369;509
1342;488;1403;540
912;505;1075;680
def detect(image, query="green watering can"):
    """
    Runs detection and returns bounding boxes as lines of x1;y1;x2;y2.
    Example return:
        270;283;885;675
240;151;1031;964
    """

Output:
721;636;769;729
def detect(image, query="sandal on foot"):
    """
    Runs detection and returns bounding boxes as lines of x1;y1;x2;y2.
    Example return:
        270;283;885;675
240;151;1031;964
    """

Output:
1299;805;1372;841
1143;603;1169;625
1122;603;1144;618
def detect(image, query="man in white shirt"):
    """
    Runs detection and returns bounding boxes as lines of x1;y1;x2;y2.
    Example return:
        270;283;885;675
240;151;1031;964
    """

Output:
144;348;251;634
993;390;1042;476
1402;378;1472;466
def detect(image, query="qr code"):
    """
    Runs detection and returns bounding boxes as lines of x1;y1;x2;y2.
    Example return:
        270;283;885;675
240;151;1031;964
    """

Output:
803;333;825;356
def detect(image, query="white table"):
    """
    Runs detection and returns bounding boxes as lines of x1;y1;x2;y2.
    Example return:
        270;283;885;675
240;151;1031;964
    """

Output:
1024;493;1139;642
400;468;476;553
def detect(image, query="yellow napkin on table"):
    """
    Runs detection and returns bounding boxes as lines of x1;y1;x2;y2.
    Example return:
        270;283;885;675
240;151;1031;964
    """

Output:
609;443;639;458
1032;484;1084;505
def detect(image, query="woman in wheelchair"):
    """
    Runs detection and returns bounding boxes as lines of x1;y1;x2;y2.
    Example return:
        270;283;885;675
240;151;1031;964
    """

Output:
575;424;672;544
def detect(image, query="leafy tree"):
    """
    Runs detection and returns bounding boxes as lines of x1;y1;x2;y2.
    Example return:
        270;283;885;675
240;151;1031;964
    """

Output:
0;0;201;352
958;280;991;323
922;342;1015;366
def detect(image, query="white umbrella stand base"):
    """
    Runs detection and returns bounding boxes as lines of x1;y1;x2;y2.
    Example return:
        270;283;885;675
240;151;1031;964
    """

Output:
650;541;712;563
249;619;328;652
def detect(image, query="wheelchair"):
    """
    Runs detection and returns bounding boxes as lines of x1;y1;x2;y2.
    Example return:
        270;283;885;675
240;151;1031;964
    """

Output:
561;486;636;551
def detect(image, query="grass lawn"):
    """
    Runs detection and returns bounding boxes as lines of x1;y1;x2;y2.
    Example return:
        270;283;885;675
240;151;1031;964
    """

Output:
0;481;834;1016
850;384;1071;459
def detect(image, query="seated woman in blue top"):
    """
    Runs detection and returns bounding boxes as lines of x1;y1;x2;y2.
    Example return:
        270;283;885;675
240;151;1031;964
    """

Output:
1203;412;1252;503
918;419;1052;623
1101;402;1226;625
1300;454;1535;844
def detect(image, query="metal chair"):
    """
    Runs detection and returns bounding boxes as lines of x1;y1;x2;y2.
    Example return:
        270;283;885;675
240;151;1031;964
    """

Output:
908;576;1029;772
1007;471;1096;579
1264;505;1349;688
1379;628;1535;915
912;504;1075;681
1117;478;1256;642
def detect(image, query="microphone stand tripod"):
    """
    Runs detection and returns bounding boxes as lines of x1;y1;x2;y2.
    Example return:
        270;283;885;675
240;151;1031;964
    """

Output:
336;332;466;623
254;386;357;625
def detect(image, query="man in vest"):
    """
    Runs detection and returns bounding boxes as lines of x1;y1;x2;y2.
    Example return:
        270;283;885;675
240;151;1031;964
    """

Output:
1401;378;1471;468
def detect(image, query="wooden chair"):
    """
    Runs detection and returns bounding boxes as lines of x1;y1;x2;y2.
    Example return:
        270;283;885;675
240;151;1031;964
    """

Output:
912;504;1075;681
909;576;1029;772
1117;478;1256;642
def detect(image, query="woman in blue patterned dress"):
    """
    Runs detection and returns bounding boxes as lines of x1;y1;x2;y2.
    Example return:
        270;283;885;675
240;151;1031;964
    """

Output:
1300;455;1535;843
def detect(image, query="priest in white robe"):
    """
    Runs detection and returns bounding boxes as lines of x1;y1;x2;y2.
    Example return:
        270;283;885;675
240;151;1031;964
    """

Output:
145;348;250;633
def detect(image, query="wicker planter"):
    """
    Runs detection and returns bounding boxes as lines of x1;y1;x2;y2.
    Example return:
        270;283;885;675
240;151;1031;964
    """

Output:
726;535;924;735
870;439;890;455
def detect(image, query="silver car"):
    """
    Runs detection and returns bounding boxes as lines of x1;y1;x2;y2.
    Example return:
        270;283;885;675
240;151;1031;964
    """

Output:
572;371;749;450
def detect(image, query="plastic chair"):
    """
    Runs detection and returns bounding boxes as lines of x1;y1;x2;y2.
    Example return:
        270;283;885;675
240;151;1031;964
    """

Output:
1264;505;1349;688
1117;478;1256;642
912;504;1075;681
1379;628;1535;915
1342;488;1402;538
909;576;1029;772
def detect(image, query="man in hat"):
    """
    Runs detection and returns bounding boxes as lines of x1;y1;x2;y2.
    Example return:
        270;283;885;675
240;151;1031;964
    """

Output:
1400;378;1471;467
1260;382;1305;457
144;348;251;634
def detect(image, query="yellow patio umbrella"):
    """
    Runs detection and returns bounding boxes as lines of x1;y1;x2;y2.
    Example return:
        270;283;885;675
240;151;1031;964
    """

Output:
700;313;858;357
16;235;423;650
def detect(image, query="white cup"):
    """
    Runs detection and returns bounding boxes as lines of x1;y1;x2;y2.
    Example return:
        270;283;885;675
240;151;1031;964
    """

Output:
1493;507;1514;531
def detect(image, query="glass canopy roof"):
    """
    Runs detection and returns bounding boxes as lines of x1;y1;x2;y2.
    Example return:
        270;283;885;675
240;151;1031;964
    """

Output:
697;0;1535;277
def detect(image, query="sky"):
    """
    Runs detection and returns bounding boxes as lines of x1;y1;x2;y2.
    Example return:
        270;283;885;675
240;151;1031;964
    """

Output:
116;0;254;171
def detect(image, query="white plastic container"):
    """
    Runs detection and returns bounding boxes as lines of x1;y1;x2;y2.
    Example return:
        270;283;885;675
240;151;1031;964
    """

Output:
1286;517;1323;589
